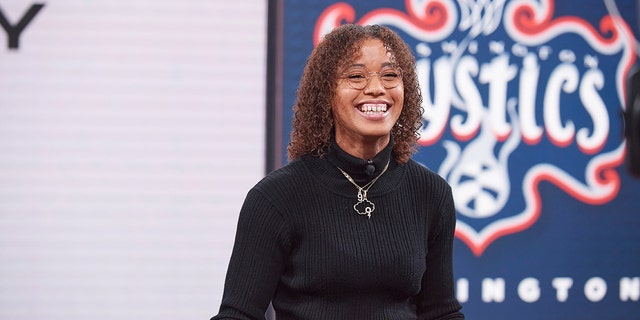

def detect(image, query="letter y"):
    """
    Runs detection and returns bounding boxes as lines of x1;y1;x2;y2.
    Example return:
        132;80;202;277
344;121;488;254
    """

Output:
0;3;45;49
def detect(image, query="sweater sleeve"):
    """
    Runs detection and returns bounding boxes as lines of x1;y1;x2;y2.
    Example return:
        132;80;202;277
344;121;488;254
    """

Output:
211;187;291;320
414;183;464;320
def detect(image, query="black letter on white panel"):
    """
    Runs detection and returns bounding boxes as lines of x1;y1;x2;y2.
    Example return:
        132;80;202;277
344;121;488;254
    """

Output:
0;3;45;49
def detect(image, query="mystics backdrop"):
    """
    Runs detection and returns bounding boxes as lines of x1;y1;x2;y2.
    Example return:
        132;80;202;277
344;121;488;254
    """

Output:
0;1;266;319
269;0;640;319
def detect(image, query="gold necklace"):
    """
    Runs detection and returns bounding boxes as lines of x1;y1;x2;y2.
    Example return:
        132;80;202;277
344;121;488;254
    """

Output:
337;160;390;218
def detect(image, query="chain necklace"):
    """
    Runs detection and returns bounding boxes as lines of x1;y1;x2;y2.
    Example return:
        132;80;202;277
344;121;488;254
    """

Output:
337;160;390;218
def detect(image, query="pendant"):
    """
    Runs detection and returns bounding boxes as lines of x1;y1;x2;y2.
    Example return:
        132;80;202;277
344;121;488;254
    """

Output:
337;164;389;219
353;190;375;218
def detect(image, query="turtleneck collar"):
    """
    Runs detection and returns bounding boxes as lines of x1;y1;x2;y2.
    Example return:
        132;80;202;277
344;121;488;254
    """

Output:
326;135;394;184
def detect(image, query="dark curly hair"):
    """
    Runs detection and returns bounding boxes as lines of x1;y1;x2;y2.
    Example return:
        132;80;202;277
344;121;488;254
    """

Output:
287;24;423;163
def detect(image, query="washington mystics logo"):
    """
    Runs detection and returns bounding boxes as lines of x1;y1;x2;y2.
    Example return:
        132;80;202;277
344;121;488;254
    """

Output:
315;0;636;256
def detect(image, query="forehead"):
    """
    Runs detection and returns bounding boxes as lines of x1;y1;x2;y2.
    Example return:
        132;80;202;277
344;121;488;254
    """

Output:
342;38;395;68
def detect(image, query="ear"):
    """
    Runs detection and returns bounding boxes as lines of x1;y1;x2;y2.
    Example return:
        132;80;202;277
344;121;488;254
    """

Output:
625;69;640;177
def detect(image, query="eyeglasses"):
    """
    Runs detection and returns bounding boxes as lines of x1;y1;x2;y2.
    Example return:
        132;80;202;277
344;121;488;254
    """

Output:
339;66;403;90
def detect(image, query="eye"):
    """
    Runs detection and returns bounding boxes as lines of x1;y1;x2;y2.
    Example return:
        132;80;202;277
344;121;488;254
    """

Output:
380;68;401;80
346;72;367;80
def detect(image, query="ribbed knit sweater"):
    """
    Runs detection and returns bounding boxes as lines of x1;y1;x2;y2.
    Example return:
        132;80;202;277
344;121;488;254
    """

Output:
212;140;464;320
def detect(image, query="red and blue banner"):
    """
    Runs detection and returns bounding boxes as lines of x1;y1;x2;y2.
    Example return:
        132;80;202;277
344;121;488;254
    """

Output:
269;0;640;318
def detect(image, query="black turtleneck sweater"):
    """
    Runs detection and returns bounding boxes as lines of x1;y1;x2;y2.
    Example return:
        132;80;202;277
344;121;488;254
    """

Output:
212;140;464;320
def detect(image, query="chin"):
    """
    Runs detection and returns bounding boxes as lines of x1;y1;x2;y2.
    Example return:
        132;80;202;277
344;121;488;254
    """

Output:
360;129;393;139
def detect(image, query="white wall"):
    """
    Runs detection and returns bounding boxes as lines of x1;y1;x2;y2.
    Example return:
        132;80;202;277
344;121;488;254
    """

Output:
0;1;266;319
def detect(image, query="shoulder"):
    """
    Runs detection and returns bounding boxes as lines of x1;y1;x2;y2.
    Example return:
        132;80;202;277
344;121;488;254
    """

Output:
249;158;310;200
401;159;455;213
403;159;450;189
235;159;309;223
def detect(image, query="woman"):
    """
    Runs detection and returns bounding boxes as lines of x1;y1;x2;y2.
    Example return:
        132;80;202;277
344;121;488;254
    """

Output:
212;24;464;319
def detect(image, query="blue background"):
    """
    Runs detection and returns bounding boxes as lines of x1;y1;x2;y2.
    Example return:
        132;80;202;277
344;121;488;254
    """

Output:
273;1;640;318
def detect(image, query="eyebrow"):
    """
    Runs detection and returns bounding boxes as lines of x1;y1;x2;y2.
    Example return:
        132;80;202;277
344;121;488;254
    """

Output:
347;62;397;69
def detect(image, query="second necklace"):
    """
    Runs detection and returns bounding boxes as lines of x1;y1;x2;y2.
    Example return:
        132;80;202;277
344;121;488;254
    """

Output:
337;160;390;218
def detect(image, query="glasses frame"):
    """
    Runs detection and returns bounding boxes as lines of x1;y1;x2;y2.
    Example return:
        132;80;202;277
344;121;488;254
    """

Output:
339;66;403;90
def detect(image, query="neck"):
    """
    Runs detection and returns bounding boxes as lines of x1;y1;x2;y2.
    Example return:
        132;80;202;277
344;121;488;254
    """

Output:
335;134;391;160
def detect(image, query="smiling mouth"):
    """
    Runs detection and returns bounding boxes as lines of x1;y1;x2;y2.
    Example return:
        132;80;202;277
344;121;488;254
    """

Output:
358;103;388;115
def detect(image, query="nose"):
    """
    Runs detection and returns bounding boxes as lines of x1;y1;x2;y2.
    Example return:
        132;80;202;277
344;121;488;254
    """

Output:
363;73;385;95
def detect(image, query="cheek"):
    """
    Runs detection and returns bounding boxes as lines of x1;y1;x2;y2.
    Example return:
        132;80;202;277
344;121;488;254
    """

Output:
331;92;350;120
334;88;357;109
393;90;405;115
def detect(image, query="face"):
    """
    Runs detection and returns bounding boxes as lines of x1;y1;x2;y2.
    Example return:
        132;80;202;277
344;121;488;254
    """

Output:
332;38;404;148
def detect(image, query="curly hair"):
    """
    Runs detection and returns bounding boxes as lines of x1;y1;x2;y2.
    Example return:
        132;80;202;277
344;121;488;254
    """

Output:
287;24;423;163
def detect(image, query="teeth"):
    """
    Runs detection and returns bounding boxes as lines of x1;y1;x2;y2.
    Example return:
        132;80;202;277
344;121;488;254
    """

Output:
359;104;387;113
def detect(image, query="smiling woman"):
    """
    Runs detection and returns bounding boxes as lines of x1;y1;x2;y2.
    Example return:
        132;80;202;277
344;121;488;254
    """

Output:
211;24;464;320
332;38;405;159
288;24;423;165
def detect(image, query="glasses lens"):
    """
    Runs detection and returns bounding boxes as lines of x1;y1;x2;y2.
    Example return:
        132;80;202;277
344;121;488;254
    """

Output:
343;69;367;89
378;67;402;89
342;67;402;90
